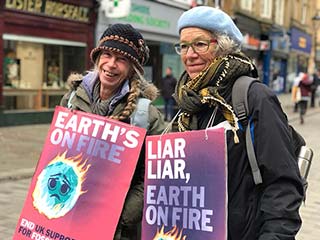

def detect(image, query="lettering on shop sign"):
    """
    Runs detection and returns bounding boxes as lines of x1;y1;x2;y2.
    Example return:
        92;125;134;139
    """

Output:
119;3;170;29
298;37;307;49
5;0;89;23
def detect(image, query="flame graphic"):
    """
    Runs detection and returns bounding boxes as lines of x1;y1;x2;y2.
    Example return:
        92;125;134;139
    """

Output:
153;225;187;240
32;152;91;219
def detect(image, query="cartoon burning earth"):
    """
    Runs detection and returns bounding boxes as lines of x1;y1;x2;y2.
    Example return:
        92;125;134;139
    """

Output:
32;152;90;219
153;225;187;240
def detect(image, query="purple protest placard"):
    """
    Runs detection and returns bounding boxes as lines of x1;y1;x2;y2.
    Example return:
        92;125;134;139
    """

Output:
142;127;227;239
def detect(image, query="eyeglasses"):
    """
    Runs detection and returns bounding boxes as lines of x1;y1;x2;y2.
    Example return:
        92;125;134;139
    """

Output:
174;39;217;55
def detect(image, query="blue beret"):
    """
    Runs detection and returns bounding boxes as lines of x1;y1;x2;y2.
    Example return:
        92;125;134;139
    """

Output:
177;6;243;45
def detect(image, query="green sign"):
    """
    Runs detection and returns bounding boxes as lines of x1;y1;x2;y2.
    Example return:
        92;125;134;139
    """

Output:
119;3;170;29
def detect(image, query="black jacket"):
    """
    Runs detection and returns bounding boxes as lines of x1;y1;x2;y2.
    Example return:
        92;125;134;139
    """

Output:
197;82;304;239
161;74;177;99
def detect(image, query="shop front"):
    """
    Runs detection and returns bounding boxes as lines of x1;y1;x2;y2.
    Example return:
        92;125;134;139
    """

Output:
288;27;312;87
235;13;264;79
97;0;185;92
0;0;96;126
268;27;290;93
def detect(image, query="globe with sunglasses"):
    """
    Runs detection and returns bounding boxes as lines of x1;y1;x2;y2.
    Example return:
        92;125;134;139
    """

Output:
173;6;304;240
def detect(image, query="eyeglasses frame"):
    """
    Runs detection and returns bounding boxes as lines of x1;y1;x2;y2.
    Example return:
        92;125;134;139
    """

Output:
174;39;217;55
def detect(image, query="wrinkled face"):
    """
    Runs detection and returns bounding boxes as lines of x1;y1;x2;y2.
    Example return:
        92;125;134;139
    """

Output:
180;27;217;79
98;50;131;93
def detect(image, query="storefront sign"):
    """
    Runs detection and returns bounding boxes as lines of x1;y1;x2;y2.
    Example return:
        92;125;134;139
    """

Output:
101;0;131;18
98;0;184;44
105;0;183;37
290;27;312;54
5;0;89;23
243;33;260;50
119;3;170;29
271;34;290;53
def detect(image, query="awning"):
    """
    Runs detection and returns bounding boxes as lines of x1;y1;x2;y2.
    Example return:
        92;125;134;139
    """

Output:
3;34;87;47
141;31;179;44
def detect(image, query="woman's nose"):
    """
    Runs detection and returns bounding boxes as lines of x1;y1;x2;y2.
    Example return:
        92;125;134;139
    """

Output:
185;45;197;57
106;56;117;67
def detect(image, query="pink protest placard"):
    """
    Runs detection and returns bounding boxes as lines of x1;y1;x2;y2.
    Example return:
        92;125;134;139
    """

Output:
143;127;227;239
13;106;146;240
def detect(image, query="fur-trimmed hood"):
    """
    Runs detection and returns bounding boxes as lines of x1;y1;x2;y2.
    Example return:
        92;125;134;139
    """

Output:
66;71;159;101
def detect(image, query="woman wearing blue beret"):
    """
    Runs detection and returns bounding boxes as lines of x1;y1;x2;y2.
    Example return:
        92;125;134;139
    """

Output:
173;6;304;240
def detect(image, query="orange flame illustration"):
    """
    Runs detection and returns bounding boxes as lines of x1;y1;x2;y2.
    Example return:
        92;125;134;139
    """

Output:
153;225;187;240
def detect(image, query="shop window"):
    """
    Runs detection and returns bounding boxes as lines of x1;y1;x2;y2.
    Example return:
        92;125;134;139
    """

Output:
240;0;252;11
260;0;272;19
3;49;20;87
274;0;284;25
3;40;86;111
62;46;86;82
44;45;61;88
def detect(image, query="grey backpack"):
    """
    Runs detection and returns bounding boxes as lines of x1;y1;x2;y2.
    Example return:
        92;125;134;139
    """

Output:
130;98;151;130
232;76;312;200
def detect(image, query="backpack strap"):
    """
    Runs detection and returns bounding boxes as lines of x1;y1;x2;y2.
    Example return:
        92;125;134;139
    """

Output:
130;98;151;129
68;90;151;129
67;90;76;109
232;76;262;185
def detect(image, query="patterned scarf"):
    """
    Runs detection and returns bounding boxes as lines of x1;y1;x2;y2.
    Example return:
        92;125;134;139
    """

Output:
175;52;256;143
92;80;110;116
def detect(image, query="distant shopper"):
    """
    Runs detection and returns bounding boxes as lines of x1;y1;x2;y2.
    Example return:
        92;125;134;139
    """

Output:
311;69;320;107
161;67;177;121
292;72;312;124
292;72;303;113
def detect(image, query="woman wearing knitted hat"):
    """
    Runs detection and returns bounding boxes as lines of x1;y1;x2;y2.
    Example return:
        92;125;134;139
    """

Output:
60;23;165;239
173;6;303;239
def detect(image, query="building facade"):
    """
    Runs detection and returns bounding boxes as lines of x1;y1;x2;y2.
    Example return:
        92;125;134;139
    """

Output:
0;0;96;125
1;0;319;125
220;0;316;93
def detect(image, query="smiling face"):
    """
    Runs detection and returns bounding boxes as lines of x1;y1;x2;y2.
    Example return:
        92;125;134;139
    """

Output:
180;27;217;79
97;50;131;98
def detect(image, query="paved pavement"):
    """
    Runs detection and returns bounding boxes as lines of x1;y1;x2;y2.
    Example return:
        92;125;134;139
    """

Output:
0;93;319;239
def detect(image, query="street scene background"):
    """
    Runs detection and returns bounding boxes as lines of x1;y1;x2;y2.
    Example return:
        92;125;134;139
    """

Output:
0;93;319;240
2;0;320;239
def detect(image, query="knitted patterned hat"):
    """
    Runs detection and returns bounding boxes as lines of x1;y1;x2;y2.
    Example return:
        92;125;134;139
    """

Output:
90;23;149;73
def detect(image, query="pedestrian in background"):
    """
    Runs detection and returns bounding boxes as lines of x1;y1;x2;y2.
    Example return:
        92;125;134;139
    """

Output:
311;69;320;107
293;72;312;124
161;67;177;121
173;6;303;239
60;23;165;240
292;72;304;113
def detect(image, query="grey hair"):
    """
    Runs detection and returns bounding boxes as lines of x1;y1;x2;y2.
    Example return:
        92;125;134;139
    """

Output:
211;32;242;56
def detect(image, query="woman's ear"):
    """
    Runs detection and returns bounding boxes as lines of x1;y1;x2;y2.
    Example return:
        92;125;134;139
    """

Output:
128;65;136;77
